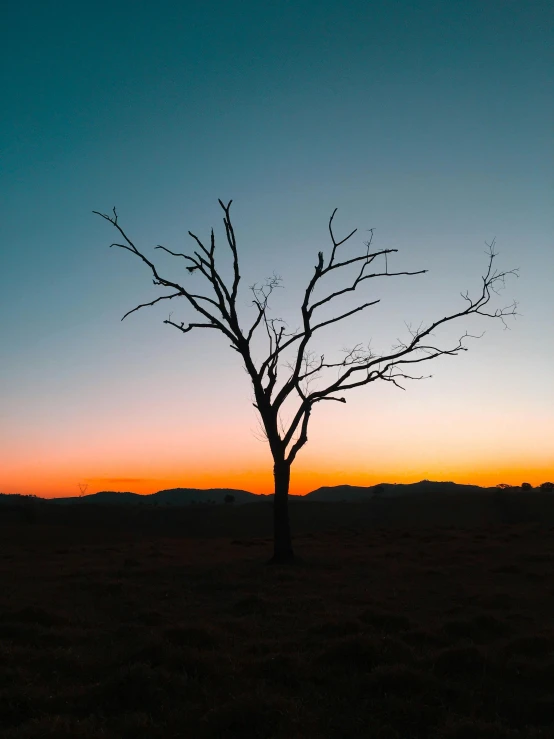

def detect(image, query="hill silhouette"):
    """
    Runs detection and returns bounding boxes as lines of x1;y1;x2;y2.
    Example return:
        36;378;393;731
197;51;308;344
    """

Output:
47;487;264;506
15;479;514;506
305;480;495;502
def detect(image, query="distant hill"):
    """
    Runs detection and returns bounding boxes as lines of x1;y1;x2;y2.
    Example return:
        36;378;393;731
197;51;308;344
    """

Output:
153;488;265;505
48;488;267;506
48;491;140;506
305;480;496;502
8;480;528;507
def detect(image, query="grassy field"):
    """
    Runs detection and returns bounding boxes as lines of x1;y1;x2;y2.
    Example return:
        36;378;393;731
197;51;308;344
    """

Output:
2;495;554;738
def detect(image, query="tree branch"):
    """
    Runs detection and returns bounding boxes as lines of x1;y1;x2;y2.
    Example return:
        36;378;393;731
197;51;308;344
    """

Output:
93;208;240;346
219;199;241;304
121;292;182;321
164;317;219;334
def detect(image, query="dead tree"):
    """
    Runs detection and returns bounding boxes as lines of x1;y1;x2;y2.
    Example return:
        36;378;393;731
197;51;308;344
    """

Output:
94;200;517;563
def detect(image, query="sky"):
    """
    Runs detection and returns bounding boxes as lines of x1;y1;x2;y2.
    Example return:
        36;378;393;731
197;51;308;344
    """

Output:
1;0;552;498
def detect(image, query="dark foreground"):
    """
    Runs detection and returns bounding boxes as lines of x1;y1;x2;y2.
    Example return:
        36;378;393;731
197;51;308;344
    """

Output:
2;497;554;738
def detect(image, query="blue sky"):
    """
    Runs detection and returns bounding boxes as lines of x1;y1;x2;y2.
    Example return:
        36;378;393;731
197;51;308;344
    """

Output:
1;0;552;496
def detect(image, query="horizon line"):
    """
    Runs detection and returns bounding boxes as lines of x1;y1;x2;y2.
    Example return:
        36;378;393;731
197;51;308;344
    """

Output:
4;478;552;500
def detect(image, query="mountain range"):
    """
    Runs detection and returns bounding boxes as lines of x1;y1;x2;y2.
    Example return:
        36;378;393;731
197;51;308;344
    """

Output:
39;480;499;506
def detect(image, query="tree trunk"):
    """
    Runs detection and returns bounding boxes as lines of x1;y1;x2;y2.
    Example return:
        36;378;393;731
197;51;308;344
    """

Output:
270;460;295;564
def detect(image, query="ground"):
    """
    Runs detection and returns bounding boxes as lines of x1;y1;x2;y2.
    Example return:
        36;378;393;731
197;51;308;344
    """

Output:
1;496;554;738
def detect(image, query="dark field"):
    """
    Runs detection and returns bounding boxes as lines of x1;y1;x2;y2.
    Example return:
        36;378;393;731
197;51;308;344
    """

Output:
2;494;554;738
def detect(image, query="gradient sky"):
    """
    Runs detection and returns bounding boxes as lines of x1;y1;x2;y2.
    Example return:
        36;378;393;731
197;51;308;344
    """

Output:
1;0;552;498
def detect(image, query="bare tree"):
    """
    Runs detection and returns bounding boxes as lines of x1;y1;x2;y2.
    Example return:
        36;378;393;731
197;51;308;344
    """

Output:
94;200;517;563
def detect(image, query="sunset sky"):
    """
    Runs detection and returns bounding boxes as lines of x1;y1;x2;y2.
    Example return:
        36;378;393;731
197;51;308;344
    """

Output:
1;0;552;498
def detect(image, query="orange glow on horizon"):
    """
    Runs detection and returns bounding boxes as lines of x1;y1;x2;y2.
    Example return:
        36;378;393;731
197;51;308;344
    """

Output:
3;372;551;500
2;461;552;499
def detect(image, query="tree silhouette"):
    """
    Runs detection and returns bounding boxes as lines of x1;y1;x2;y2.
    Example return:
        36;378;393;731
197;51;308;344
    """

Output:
224;494;235;505
95;200;517;563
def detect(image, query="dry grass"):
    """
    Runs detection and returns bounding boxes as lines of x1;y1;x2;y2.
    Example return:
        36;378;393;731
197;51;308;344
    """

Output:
1;499;554;737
